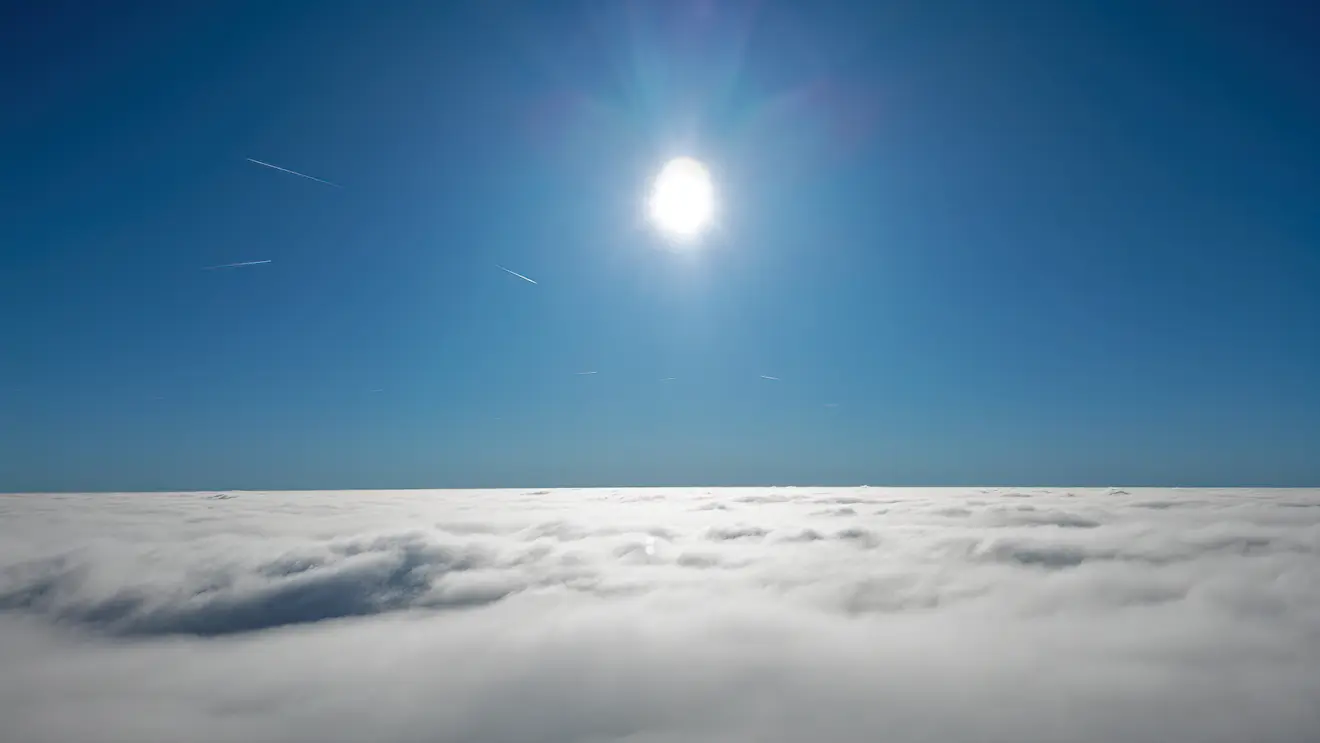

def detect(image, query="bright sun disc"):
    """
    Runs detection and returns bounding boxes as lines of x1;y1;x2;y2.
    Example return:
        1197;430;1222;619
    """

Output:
648;157;715;241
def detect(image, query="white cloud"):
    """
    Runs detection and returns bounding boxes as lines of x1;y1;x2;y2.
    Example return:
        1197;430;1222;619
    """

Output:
1;487;1319;742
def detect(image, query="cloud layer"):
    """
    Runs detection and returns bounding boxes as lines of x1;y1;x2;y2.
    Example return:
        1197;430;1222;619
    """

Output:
2;487;1319;742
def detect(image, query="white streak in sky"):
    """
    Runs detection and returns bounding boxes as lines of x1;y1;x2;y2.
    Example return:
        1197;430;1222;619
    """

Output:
496;265;538;285
575;371;598;375
760;375;781;381
245;158;341;188
660;377;676;381
204;259;272;270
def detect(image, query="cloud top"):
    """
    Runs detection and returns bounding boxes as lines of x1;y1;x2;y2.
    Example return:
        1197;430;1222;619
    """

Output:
1;487;1318;743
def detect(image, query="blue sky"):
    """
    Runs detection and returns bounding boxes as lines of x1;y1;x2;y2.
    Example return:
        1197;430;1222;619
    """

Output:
3;0;1318;491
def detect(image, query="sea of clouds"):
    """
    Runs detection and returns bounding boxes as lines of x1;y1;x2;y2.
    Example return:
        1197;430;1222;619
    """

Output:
1;487;1318;743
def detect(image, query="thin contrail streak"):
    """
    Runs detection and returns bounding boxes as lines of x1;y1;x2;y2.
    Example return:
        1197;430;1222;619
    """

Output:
204;259;272;270
496;265;538;284
245;158;341;187
760;375;781;381
575;371;598;375
660;377;676;381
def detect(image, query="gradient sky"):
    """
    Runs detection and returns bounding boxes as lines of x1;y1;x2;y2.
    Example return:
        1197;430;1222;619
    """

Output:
3;0;1318;491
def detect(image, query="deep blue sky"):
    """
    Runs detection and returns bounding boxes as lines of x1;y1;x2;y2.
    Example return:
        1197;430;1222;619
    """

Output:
3;0;1318;491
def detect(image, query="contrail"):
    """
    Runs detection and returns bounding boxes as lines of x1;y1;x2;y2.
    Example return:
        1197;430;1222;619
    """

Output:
245;158;341;187
575;371;598;375
497;265;538;284
204;259;272;270
760;375;781;381
660;377;676;381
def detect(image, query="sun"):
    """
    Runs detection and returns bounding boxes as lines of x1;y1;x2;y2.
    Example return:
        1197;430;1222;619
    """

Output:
647;157;715;242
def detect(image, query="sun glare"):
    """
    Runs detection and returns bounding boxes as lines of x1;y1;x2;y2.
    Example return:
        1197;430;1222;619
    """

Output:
648;157;715;242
